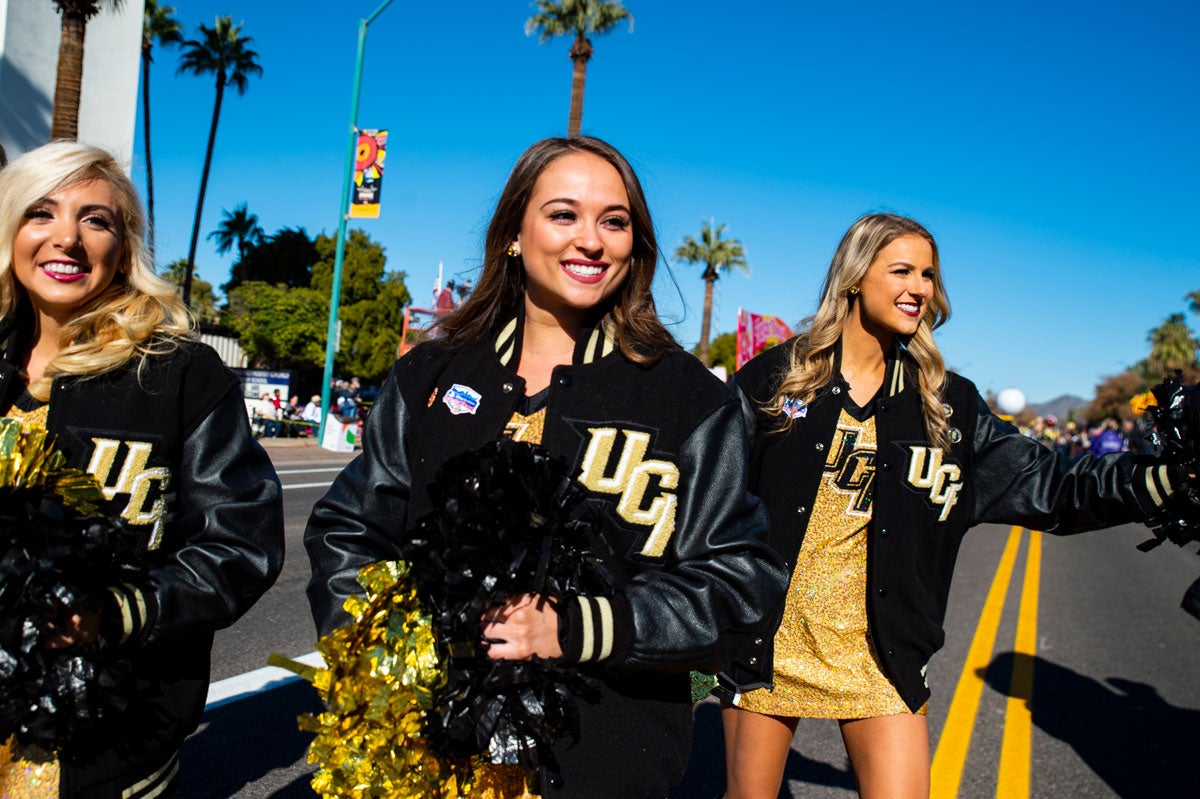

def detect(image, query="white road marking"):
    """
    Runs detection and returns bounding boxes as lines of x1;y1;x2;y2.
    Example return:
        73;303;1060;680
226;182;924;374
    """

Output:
205;651;326;709
283;481;336;490
275;467;347;475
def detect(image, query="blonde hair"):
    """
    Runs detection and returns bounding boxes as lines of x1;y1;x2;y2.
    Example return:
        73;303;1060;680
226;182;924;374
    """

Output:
0;142;193;400
769;213;953;448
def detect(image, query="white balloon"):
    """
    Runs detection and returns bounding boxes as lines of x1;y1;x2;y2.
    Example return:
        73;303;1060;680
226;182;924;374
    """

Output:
996;387;1027;415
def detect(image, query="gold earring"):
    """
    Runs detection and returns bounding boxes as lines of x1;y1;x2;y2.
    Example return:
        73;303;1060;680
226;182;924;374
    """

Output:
506;244;520;257
849;286;859;295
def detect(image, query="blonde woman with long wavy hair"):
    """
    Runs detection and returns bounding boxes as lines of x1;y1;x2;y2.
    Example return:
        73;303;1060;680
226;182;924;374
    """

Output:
719;213;1190;798
0;141;283;798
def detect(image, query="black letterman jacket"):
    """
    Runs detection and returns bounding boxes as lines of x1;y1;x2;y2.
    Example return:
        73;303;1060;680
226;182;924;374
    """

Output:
0;318;284;799
305;316;787;797
306;313;788;672
722;337;1177;712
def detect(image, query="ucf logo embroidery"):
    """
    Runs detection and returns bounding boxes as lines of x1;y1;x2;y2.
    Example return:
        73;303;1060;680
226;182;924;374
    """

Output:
824;426;876;515
906;446;962;522
87;438;172;549
577;427;679;558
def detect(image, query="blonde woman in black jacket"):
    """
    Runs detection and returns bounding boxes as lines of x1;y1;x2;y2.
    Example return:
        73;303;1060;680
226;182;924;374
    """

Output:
720;213;1189;799
0;142;284;799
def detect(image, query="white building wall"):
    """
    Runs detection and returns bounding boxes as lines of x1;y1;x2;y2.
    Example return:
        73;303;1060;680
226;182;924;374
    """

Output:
0;0;141;165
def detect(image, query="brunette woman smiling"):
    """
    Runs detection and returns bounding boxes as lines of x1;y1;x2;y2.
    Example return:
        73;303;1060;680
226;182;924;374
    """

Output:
305;136;787;799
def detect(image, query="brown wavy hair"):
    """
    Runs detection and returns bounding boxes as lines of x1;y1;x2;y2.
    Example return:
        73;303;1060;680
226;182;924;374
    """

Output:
769;213;953;448
0;142;193;400
437;136;677;361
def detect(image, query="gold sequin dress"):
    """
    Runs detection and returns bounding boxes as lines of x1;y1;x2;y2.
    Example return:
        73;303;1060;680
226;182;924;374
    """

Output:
737;406;924;719
1;395;59;799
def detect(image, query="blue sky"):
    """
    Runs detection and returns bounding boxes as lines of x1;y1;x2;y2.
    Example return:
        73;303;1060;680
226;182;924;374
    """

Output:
136;0;1200;404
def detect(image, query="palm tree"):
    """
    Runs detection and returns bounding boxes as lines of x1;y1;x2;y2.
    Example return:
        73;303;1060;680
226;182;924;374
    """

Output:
49;0;123;140
177;16;262;306
526;0;633;137
675;220;748;366
140;0;182;262
1148;313;1199;376
207;203;264;263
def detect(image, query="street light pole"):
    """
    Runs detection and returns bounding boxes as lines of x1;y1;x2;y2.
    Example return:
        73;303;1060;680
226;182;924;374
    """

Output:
319;0;394;445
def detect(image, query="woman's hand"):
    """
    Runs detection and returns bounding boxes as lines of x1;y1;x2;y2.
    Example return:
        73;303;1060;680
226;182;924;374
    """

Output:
45;607;101;649
481;593;562;660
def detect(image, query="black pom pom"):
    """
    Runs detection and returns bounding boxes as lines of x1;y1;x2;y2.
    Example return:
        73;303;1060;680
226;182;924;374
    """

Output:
402;439;614;771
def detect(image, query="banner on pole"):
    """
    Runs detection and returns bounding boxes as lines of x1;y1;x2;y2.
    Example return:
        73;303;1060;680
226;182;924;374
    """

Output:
350;129;387;218
736;308;793;370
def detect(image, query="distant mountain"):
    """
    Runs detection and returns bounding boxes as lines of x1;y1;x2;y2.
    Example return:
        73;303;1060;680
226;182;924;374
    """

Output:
1030;394;1090;422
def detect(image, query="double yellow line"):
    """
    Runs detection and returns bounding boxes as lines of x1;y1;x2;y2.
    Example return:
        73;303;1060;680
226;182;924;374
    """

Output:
931;525;1043;798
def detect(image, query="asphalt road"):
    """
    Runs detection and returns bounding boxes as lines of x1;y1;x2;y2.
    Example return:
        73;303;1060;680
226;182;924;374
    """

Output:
178;441;1200;798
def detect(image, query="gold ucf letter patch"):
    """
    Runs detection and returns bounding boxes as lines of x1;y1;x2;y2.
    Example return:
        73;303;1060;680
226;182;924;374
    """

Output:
87;438;172;548
577;427;680;558
906;446;962;522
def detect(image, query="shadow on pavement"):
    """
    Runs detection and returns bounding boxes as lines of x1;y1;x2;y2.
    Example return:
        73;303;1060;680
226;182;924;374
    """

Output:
176;680;322;798
670;701;855;799
980;652;1200;798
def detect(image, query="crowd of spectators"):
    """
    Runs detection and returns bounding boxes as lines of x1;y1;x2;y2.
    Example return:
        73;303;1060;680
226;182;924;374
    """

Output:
244;376;371;438
1020;414;1151;458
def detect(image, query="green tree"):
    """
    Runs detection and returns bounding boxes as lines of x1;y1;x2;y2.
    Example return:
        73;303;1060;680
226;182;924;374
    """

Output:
160;257;217;322
224;226;316;293
674;220;748;367
50;0;123;140
526;0;633;136
311;229;387;306
207;203;264;263
225;281;328;369
140;0;182;261
338;273;413;382
695;331;736;375
177;16;262;307
1148;312;1199;377
1188;288;1200;316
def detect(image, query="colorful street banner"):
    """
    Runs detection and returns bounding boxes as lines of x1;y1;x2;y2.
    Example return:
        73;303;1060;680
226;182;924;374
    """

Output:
736;308;794;369
350;129;387;218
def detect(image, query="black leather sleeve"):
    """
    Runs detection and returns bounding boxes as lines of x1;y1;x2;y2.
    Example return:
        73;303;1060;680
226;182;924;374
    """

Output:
970;392;1175;532
140;386;284;644
620;399;788;673
304;370;412;636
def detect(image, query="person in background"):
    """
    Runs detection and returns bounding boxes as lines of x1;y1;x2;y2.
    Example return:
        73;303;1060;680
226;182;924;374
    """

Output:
0;141;283;798
1089;417;1125;457
304;136;787;798
301;394;322;435
1122;417;1149;454
719;212;1194;799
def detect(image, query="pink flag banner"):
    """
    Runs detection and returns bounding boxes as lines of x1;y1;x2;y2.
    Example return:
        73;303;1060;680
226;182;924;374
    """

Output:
736;308;793;370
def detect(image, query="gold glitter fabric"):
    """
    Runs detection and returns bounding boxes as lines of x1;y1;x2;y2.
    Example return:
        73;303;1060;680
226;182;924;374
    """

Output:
0;737;58;799
738;409;922;720
503;408;546;445
3;403;48;430
288;560;540;798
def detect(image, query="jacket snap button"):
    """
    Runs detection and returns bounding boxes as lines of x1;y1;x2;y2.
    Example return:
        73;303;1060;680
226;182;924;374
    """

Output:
877;587;887;597
502;382;514;393
797;506;806;515
881;462;891;471
831;386;841;395
887;648;896;657
754;637;763;645
879;528;889;537
749;657;758;666
880;403;889;412
815;442;824;452
558;374;572;387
